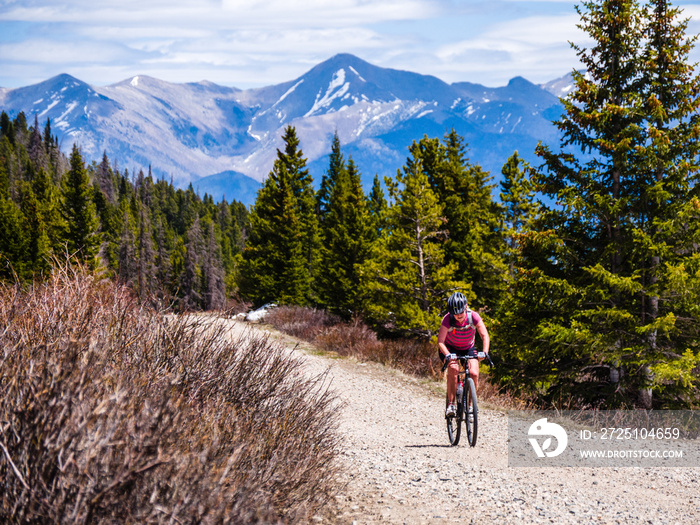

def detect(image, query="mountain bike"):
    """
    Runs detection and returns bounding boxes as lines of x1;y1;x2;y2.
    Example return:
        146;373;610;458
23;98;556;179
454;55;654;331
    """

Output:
442;352;492;447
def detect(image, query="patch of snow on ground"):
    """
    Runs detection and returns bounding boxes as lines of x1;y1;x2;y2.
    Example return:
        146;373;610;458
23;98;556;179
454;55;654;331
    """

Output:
131;76;139;87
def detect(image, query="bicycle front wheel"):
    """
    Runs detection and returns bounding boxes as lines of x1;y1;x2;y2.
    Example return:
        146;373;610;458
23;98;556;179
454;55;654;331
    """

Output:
446;392;461;446
465;377;478;447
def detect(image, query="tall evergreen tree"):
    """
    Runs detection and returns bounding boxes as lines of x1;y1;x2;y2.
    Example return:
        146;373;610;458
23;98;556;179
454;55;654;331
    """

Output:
117;207;137;286
0;196;29;279
181;215;204;309
367;174;387;237
361;151;467;336
61;145;100;264
97;151;117;205
203;221;227;310
496;0;700;408
136;205;156;300
633;0;700;405
500;152;539;276
28;114;45;174
32;167;66;255
154;217;173;296
18;181;51;275
317;132;344;219
239;126;318;306
412;130;507;311
317;154;372;317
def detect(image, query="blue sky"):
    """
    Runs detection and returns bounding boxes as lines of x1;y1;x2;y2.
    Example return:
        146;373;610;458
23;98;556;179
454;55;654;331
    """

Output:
1;0;700;89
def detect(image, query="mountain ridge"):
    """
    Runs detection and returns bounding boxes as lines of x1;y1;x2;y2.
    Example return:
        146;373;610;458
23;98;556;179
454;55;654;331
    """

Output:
0;54;571;205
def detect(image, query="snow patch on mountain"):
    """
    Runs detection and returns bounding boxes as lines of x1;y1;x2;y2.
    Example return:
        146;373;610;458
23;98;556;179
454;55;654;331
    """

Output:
541;71;589;98
349;66;366;82
275;79;304;107
305;69;350;117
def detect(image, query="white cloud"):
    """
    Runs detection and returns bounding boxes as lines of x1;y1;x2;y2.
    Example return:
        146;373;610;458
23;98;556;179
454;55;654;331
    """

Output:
431;13;587;85
1;0;436;27
0;39;134;65
2;0;699;90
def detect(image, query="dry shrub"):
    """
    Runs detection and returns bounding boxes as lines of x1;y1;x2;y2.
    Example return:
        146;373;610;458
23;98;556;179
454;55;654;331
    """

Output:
268;306;526;407
265;306;339;341
224;295;252;316
0;263;340;524
269;307;442;379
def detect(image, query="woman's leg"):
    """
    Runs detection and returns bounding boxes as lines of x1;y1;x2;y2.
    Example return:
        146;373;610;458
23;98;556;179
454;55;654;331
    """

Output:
468;358;479;392
447;359;460;404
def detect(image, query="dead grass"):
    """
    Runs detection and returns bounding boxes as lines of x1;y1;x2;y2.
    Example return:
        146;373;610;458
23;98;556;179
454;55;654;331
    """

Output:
0;263;340;524
267;307;440;378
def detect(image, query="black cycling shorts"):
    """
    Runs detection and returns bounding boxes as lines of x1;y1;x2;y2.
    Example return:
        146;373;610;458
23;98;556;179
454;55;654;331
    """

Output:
439;346;477;363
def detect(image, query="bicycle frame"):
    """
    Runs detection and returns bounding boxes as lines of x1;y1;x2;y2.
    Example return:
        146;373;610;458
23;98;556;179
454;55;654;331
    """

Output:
442;352;492;447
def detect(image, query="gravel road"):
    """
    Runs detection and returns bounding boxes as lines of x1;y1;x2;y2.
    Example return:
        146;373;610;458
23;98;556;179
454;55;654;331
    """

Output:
226;319;700;524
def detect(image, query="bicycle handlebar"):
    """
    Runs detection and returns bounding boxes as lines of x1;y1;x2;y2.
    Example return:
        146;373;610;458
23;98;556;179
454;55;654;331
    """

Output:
441;352;494;373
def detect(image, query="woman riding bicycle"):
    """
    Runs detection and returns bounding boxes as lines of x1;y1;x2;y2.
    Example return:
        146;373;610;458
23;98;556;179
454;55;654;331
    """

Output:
438;292;490;417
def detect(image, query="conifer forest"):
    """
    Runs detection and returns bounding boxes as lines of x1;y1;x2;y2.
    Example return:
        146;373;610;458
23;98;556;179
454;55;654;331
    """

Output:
2;0;700;409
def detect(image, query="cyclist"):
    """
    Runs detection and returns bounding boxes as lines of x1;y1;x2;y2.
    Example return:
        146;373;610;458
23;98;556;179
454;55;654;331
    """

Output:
438;292;490;418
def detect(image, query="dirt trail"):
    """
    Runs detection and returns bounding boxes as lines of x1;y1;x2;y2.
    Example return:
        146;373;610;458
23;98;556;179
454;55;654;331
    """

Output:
224;318;699;524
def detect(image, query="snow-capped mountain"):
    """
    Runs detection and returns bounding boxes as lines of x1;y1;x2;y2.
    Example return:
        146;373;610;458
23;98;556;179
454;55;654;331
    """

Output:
540;70;594;99
0;54;566;205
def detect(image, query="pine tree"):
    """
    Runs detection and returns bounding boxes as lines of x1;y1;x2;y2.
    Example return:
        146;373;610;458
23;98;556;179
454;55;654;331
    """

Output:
412;130;507;311
317;154;372;317
499;152;539;275
154;217;173;296
136;205;156;300
0;196;29;279
361;151;467;336
117;207;137;286
203;221;226;310
496;0;700;408
367;174;387;239
32;167;66;255
18;181;51;275
633;0;700;406
28;114;46;174
239;126;318;306
97;151;117;205
181;215;203;310
61;145;101;264
0;112;13;145
317;132;344;219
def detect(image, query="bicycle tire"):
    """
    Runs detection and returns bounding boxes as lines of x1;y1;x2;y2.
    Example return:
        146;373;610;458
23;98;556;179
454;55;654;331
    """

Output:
446;391;461;446
465;377;478;447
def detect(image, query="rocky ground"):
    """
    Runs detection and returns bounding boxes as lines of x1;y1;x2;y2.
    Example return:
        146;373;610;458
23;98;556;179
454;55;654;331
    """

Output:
225;318;700;524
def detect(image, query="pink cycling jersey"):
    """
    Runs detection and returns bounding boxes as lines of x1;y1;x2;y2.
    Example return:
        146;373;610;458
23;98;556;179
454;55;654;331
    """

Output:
438;311;482;352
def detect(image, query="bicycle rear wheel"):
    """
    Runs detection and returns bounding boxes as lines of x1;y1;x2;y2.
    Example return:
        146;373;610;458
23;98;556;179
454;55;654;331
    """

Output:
446;392;461;446
465;377;478;447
